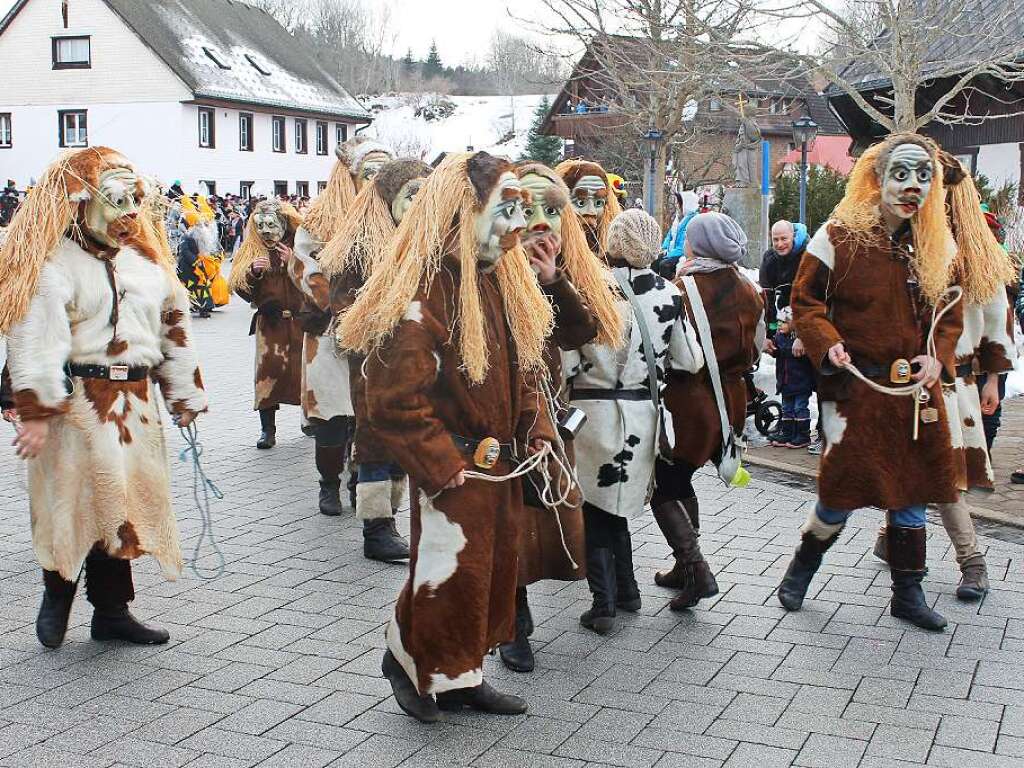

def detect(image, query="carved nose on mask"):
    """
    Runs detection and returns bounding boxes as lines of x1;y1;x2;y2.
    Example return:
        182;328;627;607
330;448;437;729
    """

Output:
531;223;550;232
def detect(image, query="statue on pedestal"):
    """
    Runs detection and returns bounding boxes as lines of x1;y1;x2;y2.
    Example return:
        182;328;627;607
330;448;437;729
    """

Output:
733;116;762;188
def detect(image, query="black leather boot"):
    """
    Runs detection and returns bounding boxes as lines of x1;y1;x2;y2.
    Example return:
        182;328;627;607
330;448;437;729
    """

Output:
873;528;889;563
256;407;276;450
888;526;947;631
382;650;440;723
611;525;641;612
652;500;718;610
499;587;535;672
777;528;841;611
363;518;410;562
86;552;169;644
436;681;528;715
36;570;78;649
580;548;616;634
318;480;342;516
316;444;346;516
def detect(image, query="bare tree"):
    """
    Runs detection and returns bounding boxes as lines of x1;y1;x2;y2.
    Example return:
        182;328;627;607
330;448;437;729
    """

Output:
776;0;1024;132
535;0;775;221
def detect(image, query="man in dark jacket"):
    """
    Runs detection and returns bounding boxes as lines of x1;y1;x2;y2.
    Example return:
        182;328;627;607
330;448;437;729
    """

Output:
759;219;809;334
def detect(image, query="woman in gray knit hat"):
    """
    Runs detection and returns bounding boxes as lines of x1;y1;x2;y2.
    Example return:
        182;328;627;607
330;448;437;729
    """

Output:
654;212;766;611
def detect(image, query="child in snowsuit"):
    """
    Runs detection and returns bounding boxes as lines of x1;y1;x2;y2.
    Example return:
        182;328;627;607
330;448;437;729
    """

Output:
770;306;816;448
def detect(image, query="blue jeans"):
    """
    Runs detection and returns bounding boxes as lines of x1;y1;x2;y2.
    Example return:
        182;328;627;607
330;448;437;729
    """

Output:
816;502;926;528
782;391;811;421
357;461;404;483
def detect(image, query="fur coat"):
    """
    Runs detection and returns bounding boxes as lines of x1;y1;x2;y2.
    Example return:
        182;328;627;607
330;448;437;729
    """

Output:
947;287;1016;490
290;226;353;422
565;266;703;518
665;267;765;468
792;221;963;511
6;237;207;580
365;258;555;696
233;232;304;411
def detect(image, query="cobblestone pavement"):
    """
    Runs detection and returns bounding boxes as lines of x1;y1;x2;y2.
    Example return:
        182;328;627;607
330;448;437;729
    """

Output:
2;297;1024;768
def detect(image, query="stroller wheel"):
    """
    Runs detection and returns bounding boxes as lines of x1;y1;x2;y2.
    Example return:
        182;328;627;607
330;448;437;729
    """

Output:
755;400;782;436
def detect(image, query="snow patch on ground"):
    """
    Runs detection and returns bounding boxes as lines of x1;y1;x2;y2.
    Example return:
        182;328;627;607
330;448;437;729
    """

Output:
363;93;554;162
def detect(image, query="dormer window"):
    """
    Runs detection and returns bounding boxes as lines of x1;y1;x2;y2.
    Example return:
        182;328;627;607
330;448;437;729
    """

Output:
202;46;231;70
52;36;90;69
245;54;270;76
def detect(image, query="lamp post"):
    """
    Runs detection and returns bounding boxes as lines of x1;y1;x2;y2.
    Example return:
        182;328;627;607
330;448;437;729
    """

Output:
791;116;818;225
644;129;664;217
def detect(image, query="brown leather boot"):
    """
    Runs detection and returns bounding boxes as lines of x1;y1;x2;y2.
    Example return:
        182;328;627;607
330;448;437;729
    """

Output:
652;500;718;610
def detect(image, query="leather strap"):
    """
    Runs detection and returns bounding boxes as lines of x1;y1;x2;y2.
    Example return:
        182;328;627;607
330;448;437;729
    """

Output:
66;363;149;382
570;388;650;401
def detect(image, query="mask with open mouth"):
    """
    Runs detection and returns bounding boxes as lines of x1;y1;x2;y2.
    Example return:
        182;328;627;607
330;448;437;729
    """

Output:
85;168;144;248
881;143;933;222
475;171;527;267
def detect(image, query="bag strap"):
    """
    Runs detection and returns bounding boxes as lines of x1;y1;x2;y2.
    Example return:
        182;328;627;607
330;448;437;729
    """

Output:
613;269;660;410
681;275;734;450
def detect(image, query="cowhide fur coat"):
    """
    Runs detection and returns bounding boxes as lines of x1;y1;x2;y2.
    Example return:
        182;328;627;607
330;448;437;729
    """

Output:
6;237;207;581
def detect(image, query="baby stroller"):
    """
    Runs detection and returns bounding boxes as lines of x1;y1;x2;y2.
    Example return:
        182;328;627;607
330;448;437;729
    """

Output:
745;372;781;437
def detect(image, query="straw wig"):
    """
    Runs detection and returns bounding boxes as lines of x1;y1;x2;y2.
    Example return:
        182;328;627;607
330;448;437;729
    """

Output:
319;158;432;280
0;146;170;335
938;151;1017;304
554;158;624;255
831;133;955;305
228;200;304;294
339;152;554;384
515;161;624;347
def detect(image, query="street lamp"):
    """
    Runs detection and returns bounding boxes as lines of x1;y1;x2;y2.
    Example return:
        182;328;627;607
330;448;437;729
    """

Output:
791;116;818;225
644;129;664;217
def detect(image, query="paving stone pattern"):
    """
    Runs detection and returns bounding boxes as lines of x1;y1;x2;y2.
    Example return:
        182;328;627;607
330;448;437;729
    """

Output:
1;297;1024;767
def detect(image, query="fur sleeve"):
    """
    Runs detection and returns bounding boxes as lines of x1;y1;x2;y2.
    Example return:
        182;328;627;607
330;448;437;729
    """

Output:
289;227;331;312
928;287;965;380
6;262;74;420
977;287;1016;374
365;298;465;496
545;272;599;351
517;369;557;446
153;277;208;417
792;228;843;371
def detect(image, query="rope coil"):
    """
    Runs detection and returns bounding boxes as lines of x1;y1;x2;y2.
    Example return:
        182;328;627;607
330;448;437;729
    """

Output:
177;422;226;580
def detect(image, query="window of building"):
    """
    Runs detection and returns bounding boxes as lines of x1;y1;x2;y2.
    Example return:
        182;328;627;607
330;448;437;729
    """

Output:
201;180;216;196
52;36;90;69
0;114;11;148
335;122;348;146
295;119;307;154
202;46;231;70
296;181;309;197
58;109;87;147
317;181;327;194
198;107;215;148
245;54;271;76
240;181;254;199
273;180;288;197
315;121;328;155
272;116;285;152
239;112;253;151
708;98;723;112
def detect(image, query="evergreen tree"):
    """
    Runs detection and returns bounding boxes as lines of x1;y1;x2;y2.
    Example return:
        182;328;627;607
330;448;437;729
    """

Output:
769;165;848;234
423;41;443;79
519;97;562;165
401;48;415;73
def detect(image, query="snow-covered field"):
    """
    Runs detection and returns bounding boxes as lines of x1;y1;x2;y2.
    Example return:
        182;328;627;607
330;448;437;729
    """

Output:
363;93;554;163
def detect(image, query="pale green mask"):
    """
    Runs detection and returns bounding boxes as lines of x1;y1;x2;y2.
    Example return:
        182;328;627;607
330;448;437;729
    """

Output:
391;178;426;225
475;172;526;267
357;151;392;190
519;173;564;245
84;168;142;248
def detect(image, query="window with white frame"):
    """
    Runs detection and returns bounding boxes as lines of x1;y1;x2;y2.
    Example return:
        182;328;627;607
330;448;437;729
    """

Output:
272;116;285;152
296;181;309;197
240;181;253;199
52;36;90;69
239;112;253;151
0;114;11;148
336;122;348;147
198;107;215;148
295;118;307;154
316;121;327;155
58;110;87;147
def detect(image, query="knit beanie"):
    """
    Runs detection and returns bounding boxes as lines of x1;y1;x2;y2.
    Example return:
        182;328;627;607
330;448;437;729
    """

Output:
686;211;747;264
607;208;661;268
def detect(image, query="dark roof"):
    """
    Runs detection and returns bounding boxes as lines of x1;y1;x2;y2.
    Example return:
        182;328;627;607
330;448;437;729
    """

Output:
826;0;1024;94
1;0;371;120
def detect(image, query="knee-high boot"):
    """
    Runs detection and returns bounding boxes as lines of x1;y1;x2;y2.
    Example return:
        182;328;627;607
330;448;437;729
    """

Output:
778;524;842;612
87;551;169;644
256;407;277;450
652;500;718;610
36;570;79;649
315;445;346;516
611;522;641;612
888;526;947;631
499;586;535;672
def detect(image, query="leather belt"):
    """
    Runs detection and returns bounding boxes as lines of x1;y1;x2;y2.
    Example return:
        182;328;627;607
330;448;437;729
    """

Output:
570;388;649;401
66;363;150;382
955;363;974;379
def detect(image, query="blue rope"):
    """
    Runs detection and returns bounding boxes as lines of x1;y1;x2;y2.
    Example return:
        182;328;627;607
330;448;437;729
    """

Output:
177;422;226;580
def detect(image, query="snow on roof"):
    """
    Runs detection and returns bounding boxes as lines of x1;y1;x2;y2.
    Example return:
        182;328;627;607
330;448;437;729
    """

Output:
102;0;370;120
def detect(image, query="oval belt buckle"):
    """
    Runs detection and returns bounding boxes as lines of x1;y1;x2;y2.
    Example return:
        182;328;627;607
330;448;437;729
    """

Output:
890;358;911;384
474;437;501;470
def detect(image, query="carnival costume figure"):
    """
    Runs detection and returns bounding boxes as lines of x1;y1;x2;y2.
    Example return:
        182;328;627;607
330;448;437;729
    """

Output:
320;158;435;562
0;147;207;649
229;199;306;449
554;159;623;255
779;134;964;631
340;152;556;722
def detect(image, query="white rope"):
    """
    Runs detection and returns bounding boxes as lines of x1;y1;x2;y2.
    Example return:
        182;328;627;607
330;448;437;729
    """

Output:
838;285;963;398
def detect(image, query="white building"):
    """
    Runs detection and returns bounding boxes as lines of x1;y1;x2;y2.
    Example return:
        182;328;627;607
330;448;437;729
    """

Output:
0;0;371;197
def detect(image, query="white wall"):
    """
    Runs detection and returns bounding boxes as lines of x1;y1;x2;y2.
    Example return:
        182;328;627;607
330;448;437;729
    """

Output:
976;143;1022;189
